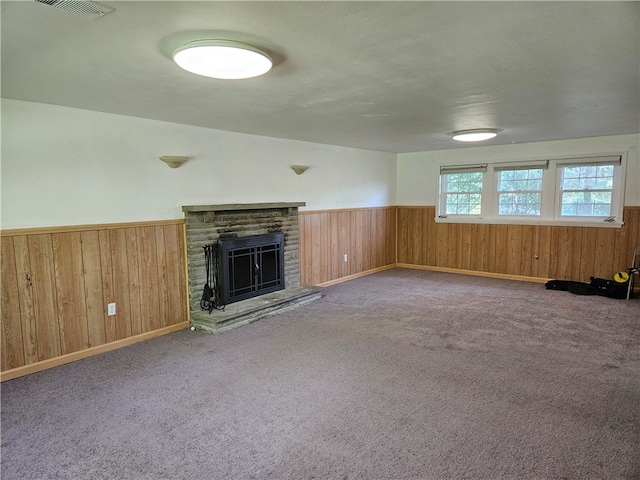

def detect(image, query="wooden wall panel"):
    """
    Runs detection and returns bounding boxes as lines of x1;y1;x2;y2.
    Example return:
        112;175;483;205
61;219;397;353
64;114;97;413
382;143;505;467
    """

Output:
52;232;90;355
349;211;361;275
537;226;552;278
109;228;133;340
98;230;117;343
28;234;62;361
329;211;351;280
328;214;341;282
579;228;598;282
397;207;409;264
593;228;617;279
299;207;397;286
155;227;169;329
358;208;371;276
164;224;187;326
569;227;584;282
460;224;472;271
386;207;397;265
622;208;639;265
125;228;143;336
520;225;536;277
470;224;486;272
319;213;330;281
386;208;395;268
12;236;38;364
492;225;506;274
409;208;424;265
370;209;383;269
298;214;309;286
309;214;323;284
80;231;106;348
447;223;459;268
435;219;449;267
1;237;24;371
0;220;188;374
397;206;640;282
138;226;161;333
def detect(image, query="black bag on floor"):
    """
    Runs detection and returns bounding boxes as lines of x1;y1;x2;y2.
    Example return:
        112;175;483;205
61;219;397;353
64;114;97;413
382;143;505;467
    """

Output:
546;277;627;299
545;279;597;295
587;276;628;299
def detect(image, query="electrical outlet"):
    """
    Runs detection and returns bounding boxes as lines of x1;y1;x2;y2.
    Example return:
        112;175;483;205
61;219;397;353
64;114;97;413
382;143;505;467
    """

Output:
107;303;116;316
344;254;348;262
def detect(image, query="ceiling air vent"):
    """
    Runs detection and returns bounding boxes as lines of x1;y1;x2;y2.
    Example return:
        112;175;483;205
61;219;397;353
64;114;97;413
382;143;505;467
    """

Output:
34;0;114;20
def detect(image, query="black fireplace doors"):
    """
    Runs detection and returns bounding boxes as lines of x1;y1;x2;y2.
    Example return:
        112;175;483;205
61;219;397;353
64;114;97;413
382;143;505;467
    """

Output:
218;232;285;305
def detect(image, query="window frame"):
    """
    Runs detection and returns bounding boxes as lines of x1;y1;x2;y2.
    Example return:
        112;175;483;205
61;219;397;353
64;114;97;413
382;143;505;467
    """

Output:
554;157;623;223
493;161;548;219
436;153;627;228
438;165;486;218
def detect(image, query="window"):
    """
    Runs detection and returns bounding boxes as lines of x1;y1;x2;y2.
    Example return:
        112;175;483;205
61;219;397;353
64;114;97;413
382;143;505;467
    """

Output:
558;163;614;217
437;154;625;227
443;172;483;215
439;165;486;216
496;168;543;216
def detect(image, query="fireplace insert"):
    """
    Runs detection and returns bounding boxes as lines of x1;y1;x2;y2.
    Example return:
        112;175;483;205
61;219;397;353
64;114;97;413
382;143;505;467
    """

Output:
218;232;285;305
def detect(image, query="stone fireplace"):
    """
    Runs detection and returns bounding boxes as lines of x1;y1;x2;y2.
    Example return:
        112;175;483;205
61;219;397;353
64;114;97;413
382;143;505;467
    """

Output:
182;202;321;333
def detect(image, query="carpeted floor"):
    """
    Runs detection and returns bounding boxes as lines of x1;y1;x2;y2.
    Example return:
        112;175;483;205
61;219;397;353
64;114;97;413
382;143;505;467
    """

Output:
2;268;639;479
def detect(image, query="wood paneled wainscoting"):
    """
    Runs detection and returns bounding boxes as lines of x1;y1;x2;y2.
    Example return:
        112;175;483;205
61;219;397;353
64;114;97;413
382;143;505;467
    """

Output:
397;206;640;283
1;220;189;380
299;207;397;286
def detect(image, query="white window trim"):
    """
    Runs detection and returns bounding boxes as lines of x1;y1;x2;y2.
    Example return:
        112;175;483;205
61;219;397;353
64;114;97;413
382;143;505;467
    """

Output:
554;156;623;224
438;165;486;219
436;152;627;228
494;161;547;218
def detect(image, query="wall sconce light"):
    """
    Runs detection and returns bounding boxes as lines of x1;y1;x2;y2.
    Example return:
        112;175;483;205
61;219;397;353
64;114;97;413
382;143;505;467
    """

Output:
290;165;310;175
160;156;189;168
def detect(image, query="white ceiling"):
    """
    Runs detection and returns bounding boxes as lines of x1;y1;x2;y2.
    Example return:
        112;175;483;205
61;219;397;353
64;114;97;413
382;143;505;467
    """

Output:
1;1;639;153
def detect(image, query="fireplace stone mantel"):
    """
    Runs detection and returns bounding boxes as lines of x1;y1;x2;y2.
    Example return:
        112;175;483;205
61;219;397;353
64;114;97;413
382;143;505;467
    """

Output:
182;201;319;333
182;202;305;213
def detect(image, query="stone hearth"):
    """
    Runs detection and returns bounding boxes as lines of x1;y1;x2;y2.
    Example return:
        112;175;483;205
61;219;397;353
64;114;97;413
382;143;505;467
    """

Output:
182;202;322;333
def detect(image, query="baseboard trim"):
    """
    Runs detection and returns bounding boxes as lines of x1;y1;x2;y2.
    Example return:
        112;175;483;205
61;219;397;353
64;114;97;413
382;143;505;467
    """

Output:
317;264;397;287
1;322;189;382
396;263;551;284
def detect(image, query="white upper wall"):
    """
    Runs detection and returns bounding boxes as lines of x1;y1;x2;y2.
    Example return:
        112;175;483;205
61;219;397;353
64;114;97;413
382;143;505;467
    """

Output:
397;134;640;206
0;99;397;229
3;98;638;230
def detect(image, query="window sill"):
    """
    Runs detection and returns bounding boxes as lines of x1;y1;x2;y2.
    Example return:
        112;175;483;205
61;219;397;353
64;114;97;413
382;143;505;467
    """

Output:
434;216;624;229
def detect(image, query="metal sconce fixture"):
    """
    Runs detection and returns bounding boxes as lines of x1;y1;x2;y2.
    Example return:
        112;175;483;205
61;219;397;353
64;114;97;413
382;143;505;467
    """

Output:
290;165;310;175
160;156;189;168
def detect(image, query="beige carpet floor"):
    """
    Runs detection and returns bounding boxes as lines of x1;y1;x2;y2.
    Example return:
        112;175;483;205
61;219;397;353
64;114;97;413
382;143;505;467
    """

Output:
2;268;639;479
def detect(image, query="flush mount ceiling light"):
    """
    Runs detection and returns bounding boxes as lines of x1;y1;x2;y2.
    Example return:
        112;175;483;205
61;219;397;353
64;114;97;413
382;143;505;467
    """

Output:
173;40;273;80
451;129;500;142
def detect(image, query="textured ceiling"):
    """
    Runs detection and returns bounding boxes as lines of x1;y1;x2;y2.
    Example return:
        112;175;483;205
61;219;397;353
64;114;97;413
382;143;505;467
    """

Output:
1;1;639;153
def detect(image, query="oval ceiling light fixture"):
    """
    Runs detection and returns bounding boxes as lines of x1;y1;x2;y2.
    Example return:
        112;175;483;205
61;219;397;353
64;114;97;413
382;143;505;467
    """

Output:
173;40;273;80
451;128;500;142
